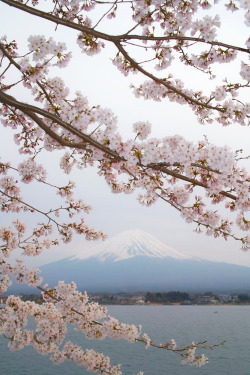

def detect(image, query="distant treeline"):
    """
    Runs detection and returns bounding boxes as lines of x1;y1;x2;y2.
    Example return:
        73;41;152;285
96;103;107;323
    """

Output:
145;291;190;303
238;294;250;302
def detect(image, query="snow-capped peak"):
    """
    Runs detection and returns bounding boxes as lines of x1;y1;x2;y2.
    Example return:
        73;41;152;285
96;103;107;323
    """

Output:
72;229;192;263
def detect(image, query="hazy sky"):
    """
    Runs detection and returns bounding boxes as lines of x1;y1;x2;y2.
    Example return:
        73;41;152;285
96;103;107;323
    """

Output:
1;1;250;268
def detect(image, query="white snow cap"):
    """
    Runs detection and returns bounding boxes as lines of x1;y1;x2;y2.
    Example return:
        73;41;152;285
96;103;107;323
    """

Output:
72;229;192;263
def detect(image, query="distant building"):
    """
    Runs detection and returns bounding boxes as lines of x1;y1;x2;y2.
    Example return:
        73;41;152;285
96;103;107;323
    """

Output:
195;295;218;304
131;296;145;304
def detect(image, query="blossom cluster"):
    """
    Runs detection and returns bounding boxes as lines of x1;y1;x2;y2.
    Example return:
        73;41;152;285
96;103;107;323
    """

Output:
0;161;105;277
17;35;71;83
131;79;249;126
0;258;42;292
133;121;152;141
181;344;208;367
154;48;174;71
191;15;221;41
77;33;105;56
18;159;47;183
112;54;138;77
28;35;67;62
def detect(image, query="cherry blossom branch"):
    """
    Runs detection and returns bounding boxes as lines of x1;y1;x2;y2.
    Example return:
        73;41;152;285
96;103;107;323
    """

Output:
0;90;120;157
0;108;236;200
135;337;226;354
121;35;249;54
1;1;249;53
93;0;118;29
0;287;215;371
0;84;240;202
37;285;102;326
155;190;244;244
0;188;62;227
0;42;23;74
0;61;11;79
0;92;238;201
0;0;116;42
114;41;224;111
147;163;236;200
37;284;222;357
1;0;248;114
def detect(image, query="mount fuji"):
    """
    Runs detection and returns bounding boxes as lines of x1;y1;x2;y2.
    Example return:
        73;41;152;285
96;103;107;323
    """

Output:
10;230;250;293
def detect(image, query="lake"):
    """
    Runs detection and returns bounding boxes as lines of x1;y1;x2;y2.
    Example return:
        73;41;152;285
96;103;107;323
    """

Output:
0;305;250;375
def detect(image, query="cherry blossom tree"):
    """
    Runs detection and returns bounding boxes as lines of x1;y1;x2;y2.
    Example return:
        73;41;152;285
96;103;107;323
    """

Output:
0;0;249;373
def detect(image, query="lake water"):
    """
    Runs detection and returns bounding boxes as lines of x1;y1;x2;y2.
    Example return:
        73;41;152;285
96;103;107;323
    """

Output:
1;305;250;375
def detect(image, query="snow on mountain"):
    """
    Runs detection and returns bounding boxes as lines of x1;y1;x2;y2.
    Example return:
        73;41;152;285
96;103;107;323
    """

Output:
71;229;192;263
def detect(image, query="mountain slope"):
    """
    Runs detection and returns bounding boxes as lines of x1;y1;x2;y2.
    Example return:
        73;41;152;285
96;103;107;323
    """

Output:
39;256;250;292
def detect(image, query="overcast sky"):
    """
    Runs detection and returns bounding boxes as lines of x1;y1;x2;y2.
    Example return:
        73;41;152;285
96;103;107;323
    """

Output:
1;1;250;268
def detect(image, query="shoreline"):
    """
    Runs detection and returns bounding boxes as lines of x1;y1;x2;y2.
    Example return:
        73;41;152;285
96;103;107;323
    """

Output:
101;302;250;306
